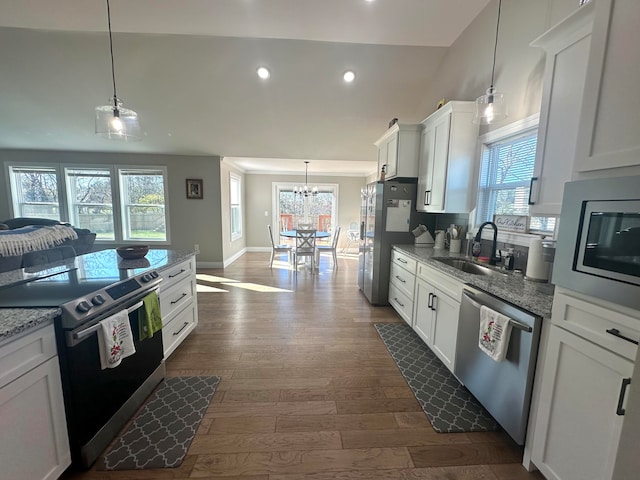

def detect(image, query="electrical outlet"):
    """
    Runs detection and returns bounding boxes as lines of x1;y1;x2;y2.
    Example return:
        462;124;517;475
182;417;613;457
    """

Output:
264;210;269;216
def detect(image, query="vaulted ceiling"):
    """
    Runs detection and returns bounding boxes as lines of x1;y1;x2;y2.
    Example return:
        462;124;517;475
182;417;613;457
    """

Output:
0;0;490;175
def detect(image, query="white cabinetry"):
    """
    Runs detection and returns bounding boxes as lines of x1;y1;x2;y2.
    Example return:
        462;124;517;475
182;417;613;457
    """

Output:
0;324;71;480
388;249;417;325
529;3;594;215
574;0;640;174
530;289;640;480
374;123;421;180
416;101;478;213
160;257;198;358
412;262;463;372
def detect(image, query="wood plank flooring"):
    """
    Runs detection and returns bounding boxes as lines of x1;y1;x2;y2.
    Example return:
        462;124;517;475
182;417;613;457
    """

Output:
61;252;545;480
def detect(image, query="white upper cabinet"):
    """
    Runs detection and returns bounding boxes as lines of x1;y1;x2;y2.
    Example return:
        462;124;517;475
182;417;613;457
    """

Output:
416;101;478;213
573;0;640;174
374;123;421;180
529;3;594;216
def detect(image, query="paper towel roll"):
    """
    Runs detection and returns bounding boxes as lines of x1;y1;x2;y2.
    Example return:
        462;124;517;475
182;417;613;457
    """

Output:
526;238;550;282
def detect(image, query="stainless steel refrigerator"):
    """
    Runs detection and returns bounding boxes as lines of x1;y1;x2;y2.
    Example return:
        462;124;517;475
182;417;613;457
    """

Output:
358;180;424;305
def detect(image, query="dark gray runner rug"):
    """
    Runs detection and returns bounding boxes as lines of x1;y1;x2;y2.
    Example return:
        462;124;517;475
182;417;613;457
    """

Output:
375;323;498;433
99;376;220;470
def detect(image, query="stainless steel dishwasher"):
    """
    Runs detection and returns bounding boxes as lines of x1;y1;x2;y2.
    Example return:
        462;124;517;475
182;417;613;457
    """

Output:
455;286;542;445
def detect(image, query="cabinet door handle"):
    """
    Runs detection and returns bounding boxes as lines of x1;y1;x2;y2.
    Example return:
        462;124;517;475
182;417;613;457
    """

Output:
171;292;188;305
528;177;538;205
424;190;431;206
617;378;632;416
173;321;190;336
168;268;186;279
606;328;639;345
431;294;438;311
395;275;406;283
396;257;408;264
394;297;405;308
428;292;433;309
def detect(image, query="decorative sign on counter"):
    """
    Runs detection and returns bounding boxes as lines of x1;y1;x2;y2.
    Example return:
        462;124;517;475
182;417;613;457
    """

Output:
493;215;529;233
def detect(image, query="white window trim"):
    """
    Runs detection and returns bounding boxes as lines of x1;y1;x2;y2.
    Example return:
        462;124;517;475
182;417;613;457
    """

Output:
271;182;339;235
470;114;555;247
230;172;242;242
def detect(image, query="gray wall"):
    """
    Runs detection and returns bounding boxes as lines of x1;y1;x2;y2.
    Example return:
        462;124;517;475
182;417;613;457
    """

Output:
244;173;366;249
0;149;224;263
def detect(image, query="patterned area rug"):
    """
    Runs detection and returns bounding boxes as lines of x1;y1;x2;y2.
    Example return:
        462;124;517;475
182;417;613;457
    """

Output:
99;376;220;470
375;323;498;433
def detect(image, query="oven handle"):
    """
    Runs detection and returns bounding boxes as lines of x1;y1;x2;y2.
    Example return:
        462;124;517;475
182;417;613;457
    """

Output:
462;291;533;333
72;300;146;341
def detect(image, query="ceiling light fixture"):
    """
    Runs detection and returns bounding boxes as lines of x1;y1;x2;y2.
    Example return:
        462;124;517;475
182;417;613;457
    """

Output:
343;70;356;83
95;0;141;141
294;161;318;198
257;66;271;80
473;0;507;125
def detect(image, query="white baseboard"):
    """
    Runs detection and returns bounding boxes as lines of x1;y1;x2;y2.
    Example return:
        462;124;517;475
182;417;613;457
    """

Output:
223;248;247;268
246;247;271;253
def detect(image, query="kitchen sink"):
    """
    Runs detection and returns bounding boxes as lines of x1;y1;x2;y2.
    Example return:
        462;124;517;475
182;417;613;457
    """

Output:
434;258;508;277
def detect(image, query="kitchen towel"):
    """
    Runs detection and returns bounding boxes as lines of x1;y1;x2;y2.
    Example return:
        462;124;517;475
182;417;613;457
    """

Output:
139;291;162;341
478;305;512;362
97;310;136;369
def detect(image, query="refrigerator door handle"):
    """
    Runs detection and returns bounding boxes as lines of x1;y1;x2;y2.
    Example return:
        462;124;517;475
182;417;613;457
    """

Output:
360;221;365;240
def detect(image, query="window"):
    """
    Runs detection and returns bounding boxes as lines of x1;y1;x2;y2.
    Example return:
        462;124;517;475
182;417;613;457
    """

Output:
7;165;61;220
5;163;169;243
476;128;556;235
230;173;242;240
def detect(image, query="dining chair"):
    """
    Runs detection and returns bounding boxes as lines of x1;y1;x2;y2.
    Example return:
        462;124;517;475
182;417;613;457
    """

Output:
316;226;341;270
293;229;317;272
342;222;360;253
297;222;314;230
267;225;293;269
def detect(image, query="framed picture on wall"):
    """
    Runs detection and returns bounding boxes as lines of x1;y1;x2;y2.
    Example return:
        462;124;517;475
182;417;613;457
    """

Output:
186;179;203;199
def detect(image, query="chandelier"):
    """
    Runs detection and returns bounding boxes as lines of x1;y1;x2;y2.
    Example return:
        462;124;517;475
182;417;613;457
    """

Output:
294;161;318;197
95;0;142;141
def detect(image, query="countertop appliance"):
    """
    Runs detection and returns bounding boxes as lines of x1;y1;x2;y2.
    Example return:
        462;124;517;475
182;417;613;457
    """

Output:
0;249;171;467
358;180;426;305
455;286;542;445
554;174;640;310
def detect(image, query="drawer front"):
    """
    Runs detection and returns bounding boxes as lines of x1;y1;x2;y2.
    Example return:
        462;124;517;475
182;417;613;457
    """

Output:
160;278;195;324
552;291;640;361
390;262;416;299
389;283;414;326
416;262;463;301
0;324;57;388
162;302;197;358
160;258;195;292
391;250;417;274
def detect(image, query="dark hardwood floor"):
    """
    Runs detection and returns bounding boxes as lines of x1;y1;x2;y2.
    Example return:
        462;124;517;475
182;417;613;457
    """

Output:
62;252;545;479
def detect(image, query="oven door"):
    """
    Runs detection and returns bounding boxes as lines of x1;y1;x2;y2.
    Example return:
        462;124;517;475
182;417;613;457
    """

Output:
575;200;640;284
56;290;164;467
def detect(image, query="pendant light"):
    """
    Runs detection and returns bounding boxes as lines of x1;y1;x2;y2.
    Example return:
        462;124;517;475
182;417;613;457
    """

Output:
294;161;318;198
473;0;508;125
95;0;141;141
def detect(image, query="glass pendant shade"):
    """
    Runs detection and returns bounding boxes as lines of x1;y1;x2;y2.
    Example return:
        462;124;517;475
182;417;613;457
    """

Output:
95;97;141;141
294;162;318;197
473;87;508;125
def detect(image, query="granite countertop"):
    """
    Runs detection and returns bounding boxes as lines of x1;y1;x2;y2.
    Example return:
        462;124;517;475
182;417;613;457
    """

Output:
0;248;196;344
393;245;554;318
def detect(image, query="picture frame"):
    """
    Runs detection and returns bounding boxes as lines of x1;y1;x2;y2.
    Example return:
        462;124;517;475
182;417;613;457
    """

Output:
186;179;203;199
493;214;529;234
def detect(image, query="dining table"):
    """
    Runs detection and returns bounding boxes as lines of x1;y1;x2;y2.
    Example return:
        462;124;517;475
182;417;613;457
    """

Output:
279;230;331;239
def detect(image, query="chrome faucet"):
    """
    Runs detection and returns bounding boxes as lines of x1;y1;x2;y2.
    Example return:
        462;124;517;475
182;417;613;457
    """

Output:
474;221;501;266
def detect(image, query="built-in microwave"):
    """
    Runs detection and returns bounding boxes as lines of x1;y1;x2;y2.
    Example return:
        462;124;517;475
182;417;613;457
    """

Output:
554;175;640;311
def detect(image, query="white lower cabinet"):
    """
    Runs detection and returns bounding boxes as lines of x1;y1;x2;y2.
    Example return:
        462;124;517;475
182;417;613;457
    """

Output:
413;262;462;373
160;257;198;358
388;249;417;326
0;325;71;480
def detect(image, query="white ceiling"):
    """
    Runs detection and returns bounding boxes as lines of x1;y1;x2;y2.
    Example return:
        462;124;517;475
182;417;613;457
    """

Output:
0;0;490;175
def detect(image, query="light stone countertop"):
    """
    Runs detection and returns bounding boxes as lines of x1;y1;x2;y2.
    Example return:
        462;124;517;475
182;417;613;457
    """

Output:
0;248;196;344
393;245;554;318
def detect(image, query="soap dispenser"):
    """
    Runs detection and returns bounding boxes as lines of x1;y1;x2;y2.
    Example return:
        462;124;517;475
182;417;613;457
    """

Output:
504;248;515;270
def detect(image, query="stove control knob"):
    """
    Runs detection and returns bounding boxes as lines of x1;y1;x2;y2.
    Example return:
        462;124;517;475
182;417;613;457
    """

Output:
141;274;151;283
76;301;92;313
91;294;106;306
151;271;159;279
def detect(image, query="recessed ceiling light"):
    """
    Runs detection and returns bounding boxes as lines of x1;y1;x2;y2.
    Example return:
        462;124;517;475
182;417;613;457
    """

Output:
343;71;356;83
257;67;271;80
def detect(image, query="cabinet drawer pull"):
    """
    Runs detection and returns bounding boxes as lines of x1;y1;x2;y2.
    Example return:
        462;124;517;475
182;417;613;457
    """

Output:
431;294;438;311
394;297;405;308
396;258;408;264
528;177;538;205
395;275;406;283
173;321;190;336
617;378;632;416
606;328;639;345
171;293;188;305
168;268;186;279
